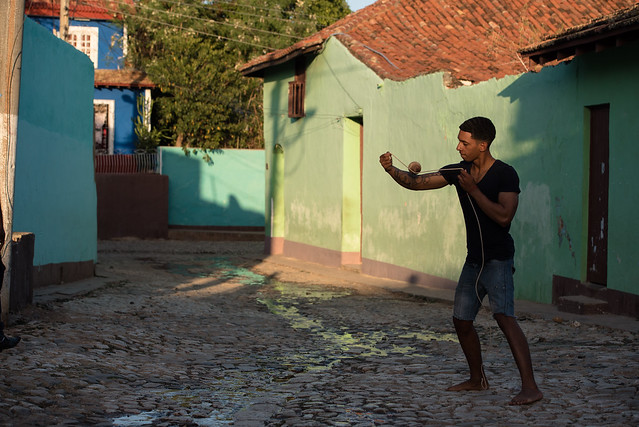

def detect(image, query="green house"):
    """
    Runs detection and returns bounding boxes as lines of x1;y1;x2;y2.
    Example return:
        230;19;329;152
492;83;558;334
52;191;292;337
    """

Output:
240;0;639;317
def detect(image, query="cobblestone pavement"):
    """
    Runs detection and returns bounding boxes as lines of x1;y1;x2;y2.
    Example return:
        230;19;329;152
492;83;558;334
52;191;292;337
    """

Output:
1;240;638;426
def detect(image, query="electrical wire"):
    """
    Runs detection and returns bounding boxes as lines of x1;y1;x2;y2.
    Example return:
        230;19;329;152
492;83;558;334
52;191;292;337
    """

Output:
78;1;277;51
77;0;331;51
105;0;306;42
329;33;399;70
2;6;26;261
144;0;332;24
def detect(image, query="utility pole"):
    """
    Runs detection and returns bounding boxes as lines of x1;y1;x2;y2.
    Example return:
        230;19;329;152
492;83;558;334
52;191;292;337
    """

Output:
0;0;25;325
59;0;70;41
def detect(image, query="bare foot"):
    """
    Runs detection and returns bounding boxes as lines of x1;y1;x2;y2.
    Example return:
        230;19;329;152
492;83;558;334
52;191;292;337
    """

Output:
509;388;543;405
447;368;489;391
446;379;488;391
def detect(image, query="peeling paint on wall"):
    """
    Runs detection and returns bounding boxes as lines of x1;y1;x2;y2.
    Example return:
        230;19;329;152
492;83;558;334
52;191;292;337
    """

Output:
556;216;576;259
290;198;341;235
555;197;576;262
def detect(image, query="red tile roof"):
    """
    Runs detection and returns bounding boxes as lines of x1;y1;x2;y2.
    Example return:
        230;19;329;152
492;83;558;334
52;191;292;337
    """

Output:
239;0;637;85
520;3;639;65
94;69;155;89
25;0;132;21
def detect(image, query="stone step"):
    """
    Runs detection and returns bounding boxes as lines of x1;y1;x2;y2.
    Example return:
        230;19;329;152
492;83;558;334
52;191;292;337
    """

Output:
558;295;609;315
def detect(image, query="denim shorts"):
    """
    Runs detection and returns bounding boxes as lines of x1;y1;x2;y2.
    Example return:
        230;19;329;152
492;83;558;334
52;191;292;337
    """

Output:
453;258;515;321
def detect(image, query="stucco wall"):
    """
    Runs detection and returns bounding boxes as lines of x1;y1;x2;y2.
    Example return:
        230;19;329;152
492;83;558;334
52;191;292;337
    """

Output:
161;147;265;227
262;37;639;304
14;18;97;270
27;16;125;69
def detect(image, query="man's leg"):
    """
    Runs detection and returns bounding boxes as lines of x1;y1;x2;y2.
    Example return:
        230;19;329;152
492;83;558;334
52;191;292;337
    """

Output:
494;314;542;405
446;317;489;391
448;262;487;391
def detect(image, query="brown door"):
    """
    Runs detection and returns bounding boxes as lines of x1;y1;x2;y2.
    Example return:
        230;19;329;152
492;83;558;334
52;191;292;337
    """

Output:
586;104;609;286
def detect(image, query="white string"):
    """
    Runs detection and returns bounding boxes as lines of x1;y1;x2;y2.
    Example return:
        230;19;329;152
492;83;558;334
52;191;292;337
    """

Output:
467;193;485;305
390;153;462;175
467;192;496;349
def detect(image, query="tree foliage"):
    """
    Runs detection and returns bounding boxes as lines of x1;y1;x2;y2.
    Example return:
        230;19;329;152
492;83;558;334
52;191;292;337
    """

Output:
120;0;351;150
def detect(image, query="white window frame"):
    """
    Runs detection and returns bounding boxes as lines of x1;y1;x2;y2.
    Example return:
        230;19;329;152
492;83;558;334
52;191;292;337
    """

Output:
94;99;115;154
67;26;99;68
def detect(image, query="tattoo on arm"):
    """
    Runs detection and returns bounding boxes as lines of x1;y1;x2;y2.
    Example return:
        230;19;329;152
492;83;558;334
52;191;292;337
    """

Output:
388;167;442;190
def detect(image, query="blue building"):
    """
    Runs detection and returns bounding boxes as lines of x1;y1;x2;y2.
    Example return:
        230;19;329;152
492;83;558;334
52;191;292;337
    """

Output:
25;0;154;155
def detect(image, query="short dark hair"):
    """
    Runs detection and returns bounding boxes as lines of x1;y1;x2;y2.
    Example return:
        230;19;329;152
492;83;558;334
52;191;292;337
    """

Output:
459;117;496;145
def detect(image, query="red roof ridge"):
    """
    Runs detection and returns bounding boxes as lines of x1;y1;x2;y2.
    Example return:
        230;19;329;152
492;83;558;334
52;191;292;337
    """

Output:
239;0;637;85
25;0;133;21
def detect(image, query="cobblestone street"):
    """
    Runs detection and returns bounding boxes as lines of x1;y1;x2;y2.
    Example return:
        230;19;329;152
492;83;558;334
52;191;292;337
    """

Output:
1;240;637;426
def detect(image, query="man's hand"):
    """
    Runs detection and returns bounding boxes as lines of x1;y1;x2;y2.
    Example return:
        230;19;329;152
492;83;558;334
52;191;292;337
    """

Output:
459;169;519;227
379;152;394;171
458;170;478;194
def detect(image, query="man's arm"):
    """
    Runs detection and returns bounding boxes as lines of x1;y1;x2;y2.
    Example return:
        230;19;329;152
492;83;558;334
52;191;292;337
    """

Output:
458;170;518;227
379;152;448;191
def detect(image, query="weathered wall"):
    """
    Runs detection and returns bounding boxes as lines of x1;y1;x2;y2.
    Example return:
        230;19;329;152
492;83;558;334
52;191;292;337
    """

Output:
262;37;639;304
14;18;97;283
161;148;265;228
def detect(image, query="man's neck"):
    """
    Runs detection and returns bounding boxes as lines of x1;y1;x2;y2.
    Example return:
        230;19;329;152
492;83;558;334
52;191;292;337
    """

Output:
471;152;495;179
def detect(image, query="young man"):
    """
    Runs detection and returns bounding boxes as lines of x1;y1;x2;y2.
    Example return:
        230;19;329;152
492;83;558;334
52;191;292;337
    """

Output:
379;117;542;405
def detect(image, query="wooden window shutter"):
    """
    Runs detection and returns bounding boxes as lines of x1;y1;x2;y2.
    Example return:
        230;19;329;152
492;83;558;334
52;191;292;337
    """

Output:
288;58;306;118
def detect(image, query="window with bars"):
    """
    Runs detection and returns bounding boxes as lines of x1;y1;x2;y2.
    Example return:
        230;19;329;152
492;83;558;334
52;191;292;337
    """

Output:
288;81;305;118
288;58;306;118
66;26;99;68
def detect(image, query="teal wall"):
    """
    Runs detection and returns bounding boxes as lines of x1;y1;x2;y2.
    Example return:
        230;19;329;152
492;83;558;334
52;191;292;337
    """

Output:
14;18;97;267
161;147;265;227
262;37;639;304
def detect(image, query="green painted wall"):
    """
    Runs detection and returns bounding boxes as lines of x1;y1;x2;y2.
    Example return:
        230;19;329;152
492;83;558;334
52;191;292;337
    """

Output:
14;18;97;266
161;147;265;227
263;43;379;252
262;38;639;303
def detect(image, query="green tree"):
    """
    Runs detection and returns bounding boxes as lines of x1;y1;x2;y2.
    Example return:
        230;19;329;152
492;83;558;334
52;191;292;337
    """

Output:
120;0;350;150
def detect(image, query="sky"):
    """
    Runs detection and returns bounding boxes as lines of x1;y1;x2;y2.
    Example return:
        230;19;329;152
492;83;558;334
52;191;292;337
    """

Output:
346;0;376;11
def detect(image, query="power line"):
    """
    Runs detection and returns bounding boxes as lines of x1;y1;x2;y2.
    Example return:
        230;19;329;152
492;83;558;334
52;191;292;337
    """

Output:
76;1;279;51
108;0;307;41
147;0;330;25
78;0;324;51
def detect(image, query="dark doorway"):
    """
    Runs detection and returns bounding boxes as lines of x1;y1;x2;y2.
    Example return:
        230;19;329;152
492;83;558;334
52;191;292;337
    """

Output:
586;104;609;286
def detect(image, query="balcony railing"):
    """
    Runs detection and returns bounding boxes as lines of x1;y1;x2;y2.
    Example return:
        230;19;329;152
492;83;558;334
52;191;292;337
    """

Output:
94;151;161;174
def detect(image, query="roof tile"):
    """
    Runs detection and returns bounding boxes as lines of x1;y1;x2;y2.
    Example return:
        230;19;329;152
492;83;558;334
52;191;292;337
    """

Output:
25;0;132;21
240;0;636;84
94;69;155;89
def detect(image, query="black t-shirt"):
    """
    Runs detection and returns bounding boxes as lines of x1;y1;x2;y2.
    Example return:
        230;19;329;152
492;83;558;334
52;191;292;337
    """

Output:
441;160;520;263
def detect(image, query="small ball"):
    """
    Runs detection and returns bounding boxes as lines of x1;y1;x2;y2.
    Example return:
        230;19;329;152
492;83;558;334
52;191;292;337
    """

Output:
408;161;421;174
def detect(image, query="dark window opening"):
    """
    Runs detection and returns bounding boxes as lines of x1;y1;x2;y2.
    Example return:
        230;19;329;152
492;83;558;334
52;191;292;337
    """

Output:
288;58;306;118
